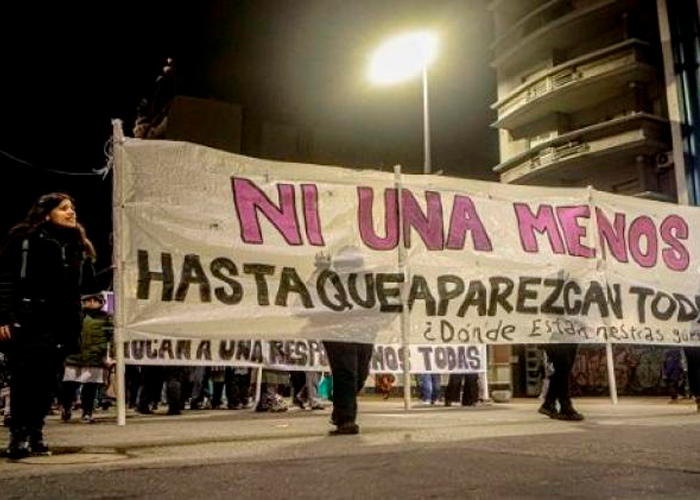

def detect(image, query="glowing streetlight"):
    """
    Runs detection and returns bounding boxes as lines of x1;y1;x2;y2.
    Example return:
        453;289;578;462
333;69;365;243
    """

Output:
368;31;439;174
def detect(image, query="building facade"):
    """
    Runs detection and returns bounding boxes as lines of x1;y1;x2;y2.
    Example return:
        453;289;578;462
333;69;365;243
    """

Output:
488;0;700;397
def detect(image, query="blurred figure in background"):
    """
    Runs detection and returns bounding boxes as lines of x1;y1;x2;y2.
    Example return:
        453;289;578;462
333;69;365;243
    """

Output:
60;291;113;424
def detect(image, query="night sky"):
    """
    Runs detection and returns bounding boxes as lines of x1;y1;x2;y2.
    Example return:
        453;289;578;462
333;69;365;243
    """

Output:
1;0;497;283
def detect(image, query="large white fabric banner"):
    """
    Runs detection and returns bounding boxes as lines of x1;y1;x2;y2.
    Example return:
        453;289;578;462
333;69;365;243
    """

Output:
115;138;700;346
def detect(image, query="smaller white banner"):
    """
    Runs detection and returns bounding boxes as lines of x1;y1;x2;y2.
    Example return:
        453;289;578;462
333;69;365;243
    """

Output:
122;339;486;374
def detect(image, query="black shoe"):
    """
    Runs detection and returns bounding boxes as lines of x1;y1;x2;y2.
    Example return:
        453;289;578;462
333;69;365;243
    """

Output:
292;397;306;410
5;437;30;460
136;406;153;415
538;403;558;419
329;423;360;436
556;408;584;421
166;407;181;416
29;438;51;456
61;406;72;422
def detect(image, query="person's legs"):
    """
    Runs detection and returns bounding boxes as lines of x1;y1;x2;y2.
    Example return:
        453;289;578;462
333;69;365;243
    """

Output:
7;350;32;458
24;348;63;454
60;380;79;421
539;346;561;417
445;374;461;406
125;366;140;408
188;366;206;409
80;383;97;422
545;344;582;420
418;374;431;403
210;368;226;408
164;367;182;415
306;371;323;409
136;366;163;414
684;347;700;411
355;343;373;394
227;369;250;408
462;374;479;406
290;371;307;408
324;341;360;434
430;374;441;403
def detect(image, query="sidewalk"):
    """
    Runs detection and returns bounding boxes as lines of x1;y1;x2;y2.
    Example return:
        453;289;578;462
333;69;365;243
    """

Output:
1;396;699;476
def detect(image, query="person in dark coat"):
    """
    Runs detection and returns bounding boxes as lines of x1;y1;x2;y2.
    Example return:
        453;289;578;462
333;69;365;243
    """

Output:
0;193;96;458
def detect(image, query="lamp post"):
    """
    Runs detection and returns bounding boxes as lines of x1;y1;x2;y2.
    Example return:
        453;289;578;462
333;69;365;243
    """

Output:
368;31;439;174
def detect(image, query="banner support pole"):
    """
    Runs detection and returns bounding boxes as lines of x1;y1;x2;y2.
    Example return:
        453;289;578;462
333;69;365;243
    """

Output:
587;185;618;406
254;366;263;409
111;119;128;426
394;165;411;411
606;343;618;405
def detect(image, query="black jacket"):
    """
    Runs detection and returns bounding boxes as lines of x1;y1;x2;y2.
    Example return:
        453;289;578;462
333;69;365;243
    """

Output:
0;225;96;350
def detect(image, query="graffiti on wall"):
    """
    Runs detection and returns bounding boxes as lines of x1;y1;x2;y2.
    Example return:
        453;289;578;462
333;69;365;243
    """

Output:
570;345;675;396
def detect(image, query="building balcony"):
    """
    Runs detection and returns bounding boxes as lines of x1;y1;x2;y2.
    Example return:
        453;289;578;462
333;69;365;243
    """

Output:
493;112;670;186
491;0;639;71
492;39;657;131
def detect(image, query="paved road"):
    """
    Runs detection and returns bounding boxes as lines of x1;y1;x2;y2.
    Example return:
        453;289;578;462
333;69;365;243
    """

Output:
1;397;700;499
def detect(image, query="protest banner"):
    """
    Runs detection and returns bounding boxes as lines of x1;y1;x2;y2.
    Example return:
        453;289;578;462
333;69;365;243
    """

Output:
113;137;700;347
121;338;486;374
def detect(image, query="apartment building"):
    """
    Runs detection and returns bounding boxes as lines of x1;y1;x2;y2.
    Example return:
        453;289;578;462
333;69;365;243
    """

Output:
487;0;700;397
490;0;674;199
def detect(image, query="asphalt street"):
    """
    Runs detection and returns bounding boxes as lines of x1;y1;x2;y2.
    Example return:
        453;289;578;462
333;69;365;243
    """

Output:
1;397;700;499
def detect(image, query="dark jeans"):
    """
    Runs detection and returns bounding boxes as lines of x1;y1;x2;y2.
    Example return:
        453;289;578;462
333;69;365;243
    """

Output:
61;381;98;415
446;373;479;405
323;341;373;426
9;345;65;439
136;366;164;411
542;344;578;408
290;371;306;401
212;368;251;408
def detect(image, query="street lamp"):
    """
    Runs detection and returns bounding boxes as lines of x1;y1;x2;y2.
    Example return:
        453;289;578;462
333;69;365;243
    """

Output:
368;31;439;174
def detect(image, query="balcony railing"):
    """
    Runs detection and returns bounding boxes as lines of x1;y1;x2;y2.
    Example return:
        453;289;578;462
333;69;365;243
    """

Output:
494;112;670;185
492;39;656;130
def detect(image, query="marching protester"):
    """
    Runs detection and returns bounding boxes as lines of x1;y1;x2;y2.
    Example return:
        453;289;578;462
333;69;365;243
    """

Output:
60;291;113;424
537;344;584;421
0;193;97;458
320;247;374;436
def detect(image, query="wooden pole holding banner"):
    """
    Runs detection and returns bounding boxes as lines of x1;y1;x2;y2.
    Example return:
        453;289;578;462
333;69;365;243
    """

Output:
394;165;412;410
587;185;618;405
606;343;619;405
111;119;128;426
254;366;263;409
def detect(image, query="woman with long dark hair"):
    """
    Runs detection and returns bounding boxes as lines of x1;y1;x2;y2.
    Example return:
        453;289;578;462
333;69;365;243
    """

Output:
0;193;96;459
